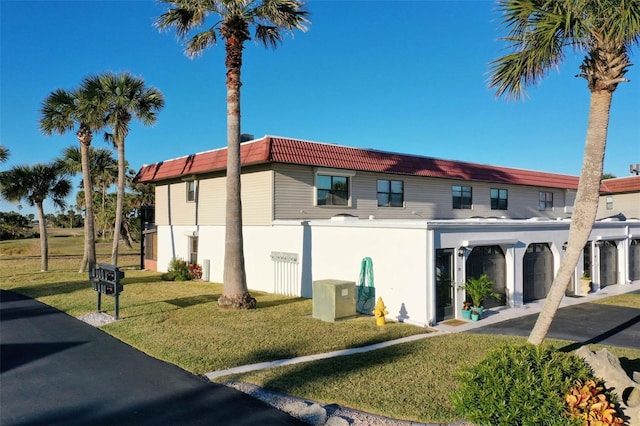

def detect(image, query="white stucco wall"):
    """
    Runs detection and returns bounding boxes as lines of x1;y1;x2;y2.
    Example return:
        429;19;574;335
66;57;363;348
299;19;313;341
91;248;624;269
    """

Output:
155;218;640;327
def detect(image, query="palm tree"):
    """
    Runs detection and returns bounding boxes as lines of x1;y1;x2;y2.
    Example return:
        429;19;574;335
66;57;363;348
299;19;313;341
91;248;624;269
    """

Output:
0;145;9;163
40;83;105;273
0;163;71;271
57;146;119;239
87;72;164;265
156;0;309;309
490;0;640;345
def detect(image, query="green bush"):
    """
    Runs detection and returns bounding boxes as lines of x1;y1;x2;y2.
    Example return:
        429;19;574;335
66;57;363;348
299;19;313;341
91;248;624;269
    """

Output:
161;258;191;281
451;344;594;426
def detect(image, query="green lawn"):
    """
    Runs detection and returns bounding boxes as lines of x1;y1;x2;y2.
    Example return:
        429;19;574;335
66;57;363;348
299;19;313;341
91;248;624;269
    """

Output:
2;232;639;423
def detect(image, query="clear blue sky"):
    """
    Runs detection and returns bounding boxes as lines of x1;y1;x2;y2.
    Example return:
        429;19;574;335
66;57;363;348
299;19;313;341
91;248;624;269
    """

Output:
1;0;639;216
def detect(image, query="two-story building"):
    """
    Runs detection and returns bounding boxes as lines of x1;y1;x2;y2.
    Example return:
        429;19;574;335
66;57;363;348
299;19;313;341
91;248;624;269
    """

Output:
136;136;640;326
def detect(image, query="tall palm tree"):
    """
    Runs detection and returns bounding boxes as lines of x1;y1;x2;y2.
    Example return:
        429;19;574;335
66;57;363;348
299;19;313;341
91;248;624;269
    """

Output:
40;83;105;273
490;0;640;345
87;72;164;265
0;163;71;271
156;0;309;309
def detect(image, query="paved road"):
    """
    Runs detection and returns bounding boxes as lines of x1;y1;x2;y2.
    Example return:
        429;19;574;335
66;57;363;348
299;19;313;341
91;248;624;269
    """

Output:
468;295;640;350
0;290;305;426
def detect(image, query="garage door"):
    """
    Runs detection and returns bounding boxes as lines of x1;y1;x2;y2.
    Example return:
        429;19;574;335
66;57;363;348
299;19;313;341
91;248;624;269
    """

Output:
466;245;506;308
631;240;640;281
523;243;553;302
599;241;618;287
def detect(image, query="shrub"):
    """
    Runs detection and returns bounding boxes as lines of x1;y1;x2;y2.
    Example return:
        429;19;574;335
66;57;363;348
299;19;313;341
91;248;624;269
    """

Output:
451;344;594;426
161;258;191;281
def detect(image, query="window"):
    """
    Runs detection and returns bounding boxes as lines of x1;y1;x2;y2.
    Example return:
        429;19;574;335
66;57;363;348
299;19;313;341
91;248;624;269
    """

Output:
377;179;404;207
189;236;198;265
186;180;196;202
490;188;508;210
317;175;349;206
606;196;613;210
452;185;472;209
539;191;553;210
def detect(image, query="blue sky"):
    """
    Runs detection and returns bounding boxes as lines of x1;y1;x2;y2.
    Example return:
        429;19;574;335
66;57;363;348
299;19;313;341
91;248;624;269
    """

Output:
1;0;639;216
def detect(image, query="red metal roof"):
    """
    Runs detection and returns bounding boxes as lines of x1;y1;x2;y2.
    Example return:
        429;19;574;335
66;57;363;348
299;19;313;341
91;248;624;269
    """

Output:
600;176;640;194
135;136;580;189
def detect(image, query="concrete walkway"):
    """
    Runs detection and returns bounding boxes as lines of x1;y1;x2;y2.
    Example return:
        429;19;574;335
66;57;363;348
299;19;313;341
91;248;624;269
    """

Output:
205;282;640;380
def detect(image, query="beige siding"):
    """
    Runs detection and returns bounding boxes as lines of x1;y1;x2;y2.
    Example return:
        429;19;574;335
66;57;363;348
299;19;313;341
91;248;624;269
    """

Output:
194;168;273;226
597;193;640;219
274;164;572;220
155;185;169;226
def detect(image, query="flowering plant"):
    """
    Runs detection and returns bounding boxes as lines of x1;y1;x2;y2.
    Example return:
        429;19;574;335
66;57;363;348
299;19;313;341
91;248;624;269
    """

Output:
188;263;202;280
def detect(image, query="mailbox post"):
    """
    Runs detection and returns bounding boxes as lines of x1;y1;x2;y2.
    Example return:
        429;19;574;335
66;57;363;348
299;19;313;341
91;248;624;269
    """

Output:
91;263;124;319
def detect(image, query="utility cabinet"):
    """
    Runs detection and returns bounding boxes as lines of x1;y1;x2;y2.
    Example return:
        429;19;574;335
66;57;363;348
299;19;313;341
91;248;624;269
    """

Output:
312;279;356;322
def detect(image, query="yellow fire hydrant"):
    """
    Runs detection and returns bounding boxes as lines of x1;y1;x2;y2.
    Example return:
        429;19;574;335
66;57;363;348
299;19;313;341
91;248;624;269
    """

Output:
372;297;388;326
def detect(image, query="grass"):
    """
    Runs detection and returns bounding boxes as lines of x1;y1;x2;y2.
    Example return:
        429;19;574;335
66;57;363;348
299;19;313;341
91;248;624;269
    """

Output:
2;231;639;423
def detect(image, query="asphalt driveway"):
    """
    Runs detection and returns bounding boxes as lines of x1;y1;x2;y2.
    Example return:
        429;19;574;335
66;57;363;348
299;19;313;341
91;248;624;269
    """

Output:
0;290;305;426
468;295;640;349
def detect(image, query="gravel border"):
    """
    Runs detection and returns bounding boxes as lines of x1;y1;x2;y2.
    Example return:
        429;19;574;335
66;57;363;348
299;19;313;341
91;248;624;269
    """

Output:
224;381;473;426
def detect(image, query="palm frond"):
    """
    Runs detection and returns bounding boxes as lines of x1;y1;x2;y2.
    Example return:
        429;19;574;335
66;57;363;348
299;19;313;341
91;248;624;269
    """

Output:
186;28;218;57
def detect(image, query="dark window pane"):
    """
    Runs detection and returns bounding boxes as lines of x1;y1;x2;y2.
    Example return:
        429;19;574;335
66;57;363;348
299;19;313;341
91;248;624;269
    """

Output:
377;180;390;192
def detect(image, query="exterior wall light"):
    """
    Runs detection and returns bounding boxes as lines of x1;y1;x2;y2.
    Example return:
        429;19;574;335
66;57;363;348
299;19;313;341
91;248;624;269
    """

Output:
458;247;467;257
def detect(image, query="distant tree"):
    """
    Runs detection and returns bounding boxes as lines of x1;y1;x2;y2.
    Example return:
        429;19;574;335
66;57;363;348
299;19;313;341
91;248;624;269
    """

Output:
0;211;32;240
490;0;640;345
40;82;105;273
0;163;71;271
156;0;309;309
87;72;164;266
601;173;617;180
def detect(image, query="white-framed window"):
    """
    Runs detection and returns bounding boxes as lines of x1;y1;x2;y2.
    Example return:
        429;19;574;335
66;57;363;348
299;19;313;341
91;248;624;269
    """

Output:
186;180;196;202
539;191;553;210
314;168;355;206
377;179;404;207
606;196;613;210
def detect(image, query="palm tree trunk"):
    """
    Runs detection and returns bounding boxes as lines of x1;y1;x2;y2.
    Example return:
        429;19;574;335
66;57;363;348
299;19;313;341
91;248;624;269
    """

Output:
80;140;97;274
218;29;254;310
528;90;611;345
111;139;125;265
37;202;48;272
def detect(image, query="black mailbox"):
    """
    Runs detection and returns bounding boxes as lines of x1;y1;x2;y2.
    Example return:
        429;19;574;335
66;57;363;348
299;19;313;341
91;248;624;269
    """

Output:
91;263;124;319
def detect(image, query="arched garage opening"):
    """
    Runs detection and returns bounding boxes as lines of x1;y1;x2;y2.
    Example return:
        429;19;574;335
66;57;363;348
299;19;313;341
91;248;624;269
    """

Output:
523;243;553;302
465;245;507;308
631;239;640;281
599;241;618;287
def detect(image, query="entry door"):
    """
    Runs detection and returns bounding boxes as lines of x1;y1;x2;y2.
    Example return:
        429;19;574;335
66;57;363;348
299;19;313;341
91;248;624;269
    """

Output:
631;240;640;281
435;249;454;322
599;241;618;287
523;243;553;302
465;246;507;308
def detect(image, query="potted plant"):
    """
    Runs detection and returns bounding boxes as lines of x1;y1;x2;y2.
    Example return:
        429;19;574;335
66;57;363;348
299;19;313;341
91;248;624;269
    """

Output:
459;274;500;317
470;309;480;321
461;301;472;320
579;272;591;294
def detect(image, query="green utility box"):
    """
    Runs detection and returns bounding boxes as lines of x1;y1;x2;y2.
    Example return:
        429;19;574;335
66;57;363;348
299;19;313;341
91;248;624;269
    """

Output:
312;279;356;322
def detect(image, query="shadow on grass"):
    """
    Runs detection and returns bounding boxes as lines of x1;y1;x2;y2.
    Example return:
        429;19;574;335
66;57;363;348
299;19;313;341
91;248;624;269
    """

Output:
256;297;307;309
257;340;418;394
165;294;219;308
10;279;91;298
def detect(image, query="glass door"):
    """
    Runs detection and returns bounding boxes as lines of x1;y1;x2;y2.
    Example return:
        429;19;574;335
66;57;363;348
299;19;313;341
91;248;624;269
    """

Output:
435;249;454;322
